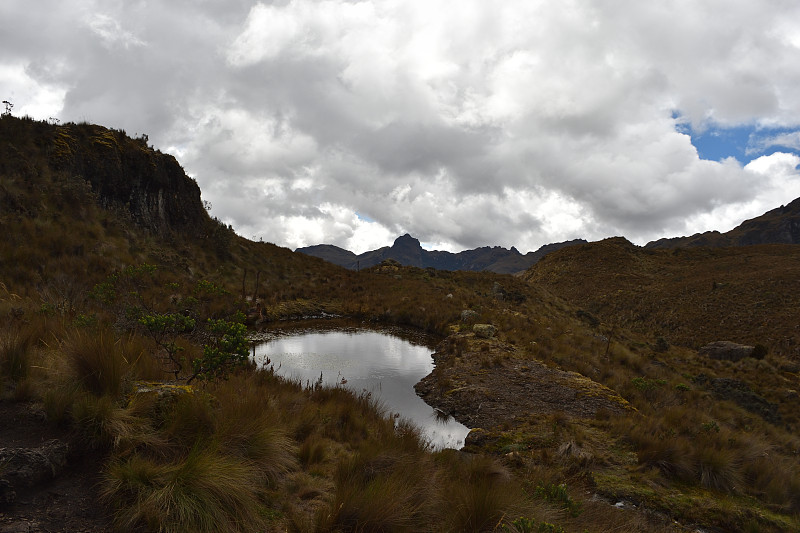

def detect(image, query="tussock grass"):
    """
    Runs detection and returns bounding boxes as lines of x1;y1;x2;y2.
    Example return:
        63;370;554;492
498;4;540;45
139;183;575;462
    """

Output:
71;393;162;451
696;445;743;492
317;444;439;532
0;327;35;383
212;376;297;485
102;446;267;533
443;455;523;533
64;330;129;397
160;391;216;448
0;325;41;400
298;435;328;467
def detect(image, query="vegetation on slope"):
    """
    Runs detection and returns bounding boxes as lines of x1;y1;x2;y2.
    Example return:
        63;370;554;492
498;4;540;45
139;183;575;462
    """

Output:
2;115;800;532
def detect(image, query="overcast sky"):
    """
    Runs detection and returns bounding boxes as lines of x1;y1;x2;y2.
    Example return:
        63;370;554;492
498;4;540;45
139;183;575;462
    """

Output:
3;1;800;253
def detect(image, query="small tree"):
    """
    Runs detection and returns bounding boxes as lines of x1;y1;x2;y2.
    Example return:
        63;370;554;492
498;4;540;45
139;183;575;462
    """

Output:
188;312;249;384
138;312;196;379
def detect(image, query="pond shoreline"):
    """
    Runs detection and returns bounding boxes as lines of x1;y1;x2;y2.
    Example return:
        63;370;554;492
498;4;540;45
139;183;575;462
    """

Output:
251;321;468;449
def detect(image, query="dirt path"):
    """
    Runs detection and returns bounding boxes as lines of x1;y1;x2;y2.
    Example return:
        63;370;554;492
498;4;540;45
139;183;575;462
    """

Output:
0;401;111;533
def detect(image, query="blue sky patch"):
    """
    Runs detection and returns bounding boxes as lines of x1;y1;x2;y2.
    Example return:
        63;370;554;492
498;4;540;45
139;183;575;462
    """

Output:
673;112;800;165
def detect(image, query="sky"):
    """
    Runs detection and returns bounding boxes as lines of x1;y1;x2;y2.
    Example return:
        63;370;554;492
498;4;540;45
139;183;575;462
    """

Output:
3;1;800;254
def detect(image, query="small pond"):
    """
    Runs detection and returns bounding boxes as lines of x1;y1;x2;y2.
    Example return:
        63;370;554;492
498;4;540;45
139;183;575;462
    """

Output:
252;322;470;449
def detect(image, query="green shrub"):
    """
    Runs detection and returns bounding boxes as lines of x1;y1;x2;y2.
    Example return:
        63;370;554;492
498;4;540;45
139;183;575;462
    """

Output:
189;313;248;383
532;482;582;517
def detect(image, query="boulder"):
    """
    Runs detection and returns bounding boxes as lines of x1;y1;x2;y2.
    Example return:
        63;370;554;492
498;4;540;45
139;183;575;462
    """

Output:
706;377;780;423
0;440;69;491
461;309;479;322
698;341;755;361
464;428;491;448
473;324;497;339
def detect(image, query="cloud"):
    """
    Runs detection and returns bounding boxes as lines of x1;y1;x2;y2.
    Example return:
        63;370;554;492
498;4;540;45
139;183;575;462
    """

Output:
748;131;800;155
3;0;800;253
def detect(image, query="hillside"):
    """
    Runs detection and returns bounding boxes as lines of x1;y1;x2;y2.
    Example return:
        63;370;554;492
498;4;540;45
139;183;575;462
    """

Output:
2;115;800;533
646;196;800;248
298;233;586;273
523;236;800;358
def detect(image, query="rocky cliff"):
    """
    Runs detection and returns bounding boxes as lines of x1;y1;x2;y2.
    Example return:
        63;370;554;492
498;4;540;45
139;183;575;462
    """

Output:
47;121;208;236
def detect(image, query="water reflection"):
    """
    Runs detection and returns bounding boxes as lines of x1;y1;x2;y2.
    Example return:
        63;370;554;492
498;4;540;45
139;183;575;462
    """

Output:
253;325;469;449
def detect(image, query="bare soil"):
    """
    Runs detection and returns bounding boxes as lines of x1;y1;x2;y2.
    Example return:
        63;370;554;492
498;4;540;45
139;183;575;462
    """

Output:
415;332;633;430
0;401;111;533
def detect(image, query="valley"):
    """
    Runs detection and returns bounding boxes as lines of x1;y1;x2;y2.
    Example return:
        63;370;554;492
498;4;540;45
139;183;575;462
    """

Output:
1;115;799;532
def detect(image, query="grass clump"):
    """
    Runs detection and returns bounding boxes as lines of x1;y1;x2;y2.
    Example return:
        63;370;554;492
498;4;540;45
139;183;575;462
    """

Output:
0;328;35;383
102;447;267;533
442;455;524;533
317;445;438;532
64;330;129;397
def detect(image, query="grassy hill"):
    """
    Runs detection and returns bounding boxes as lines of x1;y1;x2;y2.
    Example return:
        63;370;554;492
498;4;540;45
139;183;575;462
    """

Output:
1;115;799;532
523;236;800;358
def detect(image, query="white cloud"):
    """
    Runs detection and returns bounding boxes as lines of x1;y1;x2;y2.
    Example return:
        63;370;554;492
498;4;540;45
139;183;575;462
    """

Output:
0;63;66;119
748;131;800;155
86;13;146;49
3;0;800;254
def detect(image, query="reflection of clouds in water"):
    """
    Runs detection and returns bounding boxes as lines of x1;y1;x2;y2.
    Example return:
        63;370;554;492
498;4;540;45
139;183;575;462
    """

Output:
274;351;356;372
254;330;470;449
258;331;433;379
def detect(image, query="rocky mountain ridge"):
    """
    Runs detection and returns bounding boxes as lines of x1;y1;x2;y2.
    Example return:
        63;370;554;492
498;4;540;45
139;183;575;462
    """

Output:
297;234;586;274
646;196;800;248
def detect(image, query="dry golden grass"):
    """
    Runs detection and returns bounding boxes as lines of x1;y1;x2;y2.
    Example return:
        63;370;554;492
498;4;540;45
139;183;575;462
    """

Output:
5;114;800;532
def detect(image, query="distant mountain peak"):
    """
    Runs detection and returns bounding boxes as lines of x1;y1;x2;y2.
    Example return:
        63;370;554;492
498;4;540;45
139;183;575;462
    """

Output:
297;236;586;274
393;234;421;247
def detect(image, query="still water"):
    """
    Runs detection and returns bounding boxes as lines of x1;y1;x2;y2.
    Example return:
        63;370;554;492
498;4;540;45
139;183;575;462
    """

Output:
253;324;470;449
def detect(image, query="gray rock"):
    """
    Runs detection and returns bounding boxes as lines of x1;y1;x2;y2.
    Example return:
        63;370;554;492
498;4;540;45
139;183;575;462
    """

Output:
707;378;780;423
698;341;755;361
464;428;490;448
0;440;69;489
473;324;497;339
461;309;479;322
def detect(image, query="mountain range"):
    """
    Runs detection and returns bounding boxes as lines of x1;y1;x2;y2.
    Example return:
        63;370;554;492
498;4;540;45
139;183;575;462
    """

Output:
645;196;800;248
297;234;587;274
300;197;800;273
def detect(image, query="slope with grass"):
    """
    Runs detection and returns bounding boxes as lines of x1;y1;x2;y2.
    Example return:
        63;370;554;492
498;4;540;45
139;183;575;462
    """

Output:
522;236;800;358
2;115;800;532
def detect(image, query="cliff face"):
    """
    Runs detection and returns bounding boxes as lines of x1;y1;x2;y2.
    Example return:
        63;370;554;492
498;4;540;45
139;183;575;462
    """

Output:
48;121;207;236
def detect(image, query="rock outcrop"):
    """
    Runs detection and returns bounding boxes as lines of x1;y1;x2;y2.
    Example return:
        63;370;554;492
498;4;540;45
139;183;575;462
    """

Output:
49;122;208;236
0;440;69;502
699;341;756;361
